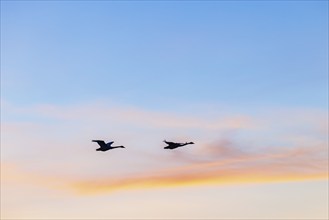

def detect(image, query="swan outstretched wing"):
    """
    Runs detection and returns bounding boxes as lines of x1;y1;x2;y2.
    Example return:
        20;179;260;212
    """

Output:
92;140;107;148
106;141;114;146
164;140;177;145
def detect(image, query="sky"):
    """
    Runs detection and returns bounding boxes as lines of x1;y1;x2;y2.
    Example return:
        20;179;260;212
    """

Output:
1;1;328;219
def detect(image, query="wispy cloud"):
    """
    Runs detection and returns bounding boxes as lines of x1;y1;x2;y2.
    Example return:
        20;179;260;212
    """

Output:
2;140;327;195
2;101;254;132
71;141;328;195
2;102;328;195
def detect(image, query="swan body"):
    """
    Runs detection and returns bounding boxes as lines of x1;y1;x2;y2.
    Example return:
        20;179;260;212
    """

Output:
92;140;125;151
163;140;194;149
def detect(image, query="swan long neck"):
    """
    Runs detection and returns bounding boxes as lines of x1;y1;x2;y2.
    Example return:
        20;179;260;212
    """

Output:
112;146;125;148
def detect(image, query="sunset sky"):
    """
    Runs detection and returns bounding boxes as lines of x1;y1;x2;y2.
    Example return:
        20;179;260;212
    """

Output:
1;1;328;219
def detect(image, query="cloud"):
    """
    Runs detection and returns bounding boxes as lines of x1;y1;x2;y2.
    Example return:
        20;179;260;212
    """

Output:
3;101;254;132
2;102;328;195
70;139;327;195
2;140;327;196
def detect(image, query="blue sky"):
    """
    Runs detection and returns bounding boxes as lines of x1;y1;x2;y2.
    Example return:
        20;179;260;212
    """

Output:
2;1;328;109
1;1;328;219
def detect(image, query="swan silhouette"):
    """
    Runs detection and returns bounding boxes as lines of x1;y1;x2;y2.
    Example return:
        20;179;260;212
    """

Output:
92;140;125;151
163;140;194;149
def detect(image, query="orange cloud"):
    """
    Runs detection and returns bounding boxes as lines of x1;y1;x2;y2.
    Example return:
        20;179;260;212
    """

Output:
71;143;328;195
2;102;328;195
2;141;327;196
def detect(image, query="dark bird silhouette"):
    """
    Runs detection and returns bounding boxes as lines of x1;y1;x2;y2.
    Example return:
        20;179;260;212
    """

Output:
163;140;194;149
92;140;125;151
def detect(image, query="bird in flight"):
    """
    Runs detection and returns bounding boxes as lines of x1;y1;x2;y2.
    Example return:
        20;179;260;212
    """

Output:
92;140;125;151
163;140;194;149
